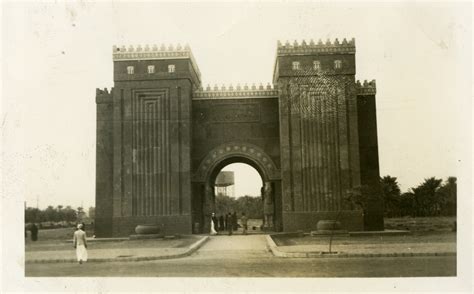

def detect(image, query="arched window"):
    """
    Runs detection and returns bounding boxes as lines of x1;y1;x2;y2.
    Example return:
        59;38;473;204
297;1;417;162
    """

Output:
127;66;134;74
147;65;155;74
334;60;342;69
168;64;175;73
292;61;300;70
313;60;321;71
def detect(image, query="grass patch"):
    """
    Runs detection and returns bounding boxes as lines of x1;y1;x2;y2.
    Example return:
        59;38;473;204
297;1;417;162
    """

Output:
272;217;457;247
25;227;95;242
273;231;455;247
25;234;201;252
273;231;456;246
384;216;456;232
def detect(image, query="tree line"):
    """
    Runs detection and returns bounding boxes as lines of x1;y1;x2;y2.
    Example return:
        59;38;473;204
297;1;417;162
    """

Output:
26;176;455;224
216;176;457;219
215;195;263;219
25;205;94;224
347;176;457;218
380;176;456;217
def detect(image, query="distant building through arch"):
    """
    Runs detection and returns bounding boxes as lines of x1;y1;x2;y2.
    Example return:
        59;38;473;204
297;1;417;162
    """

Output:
215;171;235;198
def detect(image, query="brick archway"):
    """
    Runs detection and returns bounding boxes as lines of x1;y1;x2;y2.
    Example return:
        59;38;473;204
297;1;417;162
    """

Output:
192;142;280;183
191;142;282;234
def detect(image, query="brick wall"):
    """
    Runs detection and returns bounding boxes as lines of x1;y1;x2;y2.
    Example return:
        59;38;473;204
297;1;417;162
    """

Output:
191;97;281;172
357;94;384;230
95;90;114;237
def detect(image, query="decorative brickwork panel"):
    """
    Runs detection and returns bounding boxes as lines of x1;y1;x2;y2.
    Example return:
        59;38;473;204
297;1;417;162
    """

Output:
193;142;280;182
191;97;281;174
131;89;174;216
278;74;359;214
299;86;345;212
209;103;260;123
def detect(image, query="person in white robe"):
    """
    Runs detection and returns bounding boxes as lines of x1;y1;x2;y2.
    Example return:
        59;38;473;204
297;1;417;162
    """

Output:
210;213;217;235
73;223;88;264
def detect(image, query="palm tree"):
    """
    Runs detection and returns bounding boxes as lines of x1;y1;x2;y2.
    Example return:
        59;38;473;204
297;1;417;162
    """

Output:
380;176;401;217
438;177;457;216
77;207;85;221
412;177;443;216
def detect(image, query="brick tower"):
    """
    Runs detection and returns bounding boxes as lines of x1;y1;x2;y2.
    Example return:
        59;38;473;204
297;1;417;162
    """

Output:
95;44;200;236
274;38;382;231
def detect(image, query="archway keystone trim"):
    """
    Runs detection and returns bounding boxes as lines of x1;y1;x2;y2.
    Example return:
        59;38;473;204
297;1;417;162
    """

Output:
192;142;281;182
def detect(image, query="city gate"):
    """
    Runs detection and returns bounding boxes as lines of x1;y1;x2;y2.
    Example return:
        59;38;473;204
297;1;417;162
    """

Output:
95;39;383;237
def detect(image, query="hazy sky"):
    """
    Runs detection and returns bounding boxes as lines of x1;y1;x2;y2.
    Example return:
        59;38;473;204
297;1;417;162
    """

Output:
221;163;263;197
3;2;471;209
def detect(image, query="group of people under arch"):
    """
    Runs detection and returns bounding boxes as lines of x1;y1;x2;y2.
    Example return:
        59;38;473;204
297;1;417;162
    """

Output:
209;212;248;236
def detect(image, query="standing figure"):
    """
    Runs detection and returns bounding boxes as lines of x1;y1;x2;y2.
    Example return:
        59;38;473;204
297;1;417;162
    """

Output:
240;212;248;235
212;213;219;231
262;182;274;229
210;213;218;235
203;184;214;233
30;223;38;241
219;215;225;231
224;214;228;230
232;212;238;230
73;223;88;264
226;212;233;235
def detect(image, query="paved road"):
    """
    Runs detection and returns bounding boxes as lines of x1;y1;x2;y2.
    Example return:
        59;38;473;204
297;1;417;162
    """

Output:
25;235;456;277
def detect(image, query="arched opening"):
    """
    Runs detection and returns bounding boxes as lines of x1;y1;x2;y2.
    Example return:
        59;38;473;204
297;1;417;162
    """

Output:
212;163;264;234
192;155;280;234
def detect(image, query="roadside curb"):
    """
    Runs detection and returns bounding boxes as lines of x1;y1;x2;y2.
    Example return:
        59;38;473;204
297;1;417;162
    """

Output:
26;236;209;264
265;235;456;258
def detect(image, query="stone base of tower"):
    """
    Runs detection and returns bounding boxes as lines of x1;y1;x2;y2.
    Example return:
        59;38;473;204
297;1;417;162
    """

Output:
94;215;192;238
282;210;364;232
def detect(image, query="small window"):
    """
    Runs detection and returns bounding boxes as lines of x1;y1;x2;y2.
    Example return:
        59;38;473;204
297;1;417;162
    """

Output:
334;60;342;69
313;60;321;71
147;65;155;74
292;61;300;70
168;64;175;73
127;66;134;74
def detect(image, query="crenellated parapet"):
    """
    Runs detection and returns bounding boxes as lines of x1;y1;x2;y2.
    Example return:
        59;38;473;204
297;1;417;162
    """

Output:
112;43;201;78
277;38;356;56
96;87;113;104
356;80;376;95
193;83;278;99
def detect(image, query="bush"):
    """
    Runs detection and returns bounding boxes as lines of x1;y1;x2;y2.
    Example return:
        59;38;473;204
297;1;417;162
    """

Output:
215;195;263;219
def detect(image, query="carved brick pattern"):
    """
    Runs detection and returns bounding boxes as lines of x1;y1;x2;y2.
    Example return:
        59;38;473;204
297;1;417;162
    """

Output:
286;79;349;212
208;104;260;123
193;142;280;182
193;88;278;99
356;80;376;95
277;38;356;56
112;44;201;78
301;90;344;211
131;90;172;216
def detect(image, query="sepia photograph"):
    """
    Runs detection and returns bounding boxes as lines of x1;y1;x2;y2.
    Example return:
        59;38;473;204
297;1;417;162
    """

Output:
1;0;472;292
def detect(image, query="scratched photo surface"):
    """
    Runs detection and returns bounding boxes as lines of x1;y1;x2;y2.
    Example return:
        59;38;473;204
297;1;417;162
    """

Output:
2;1;471;293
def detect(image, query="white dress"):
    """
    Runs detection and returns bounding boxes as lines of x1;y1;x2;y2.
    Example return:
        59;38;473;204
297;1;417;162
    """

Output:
73;229;88;262
210;219;217;235
76;245;88;262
